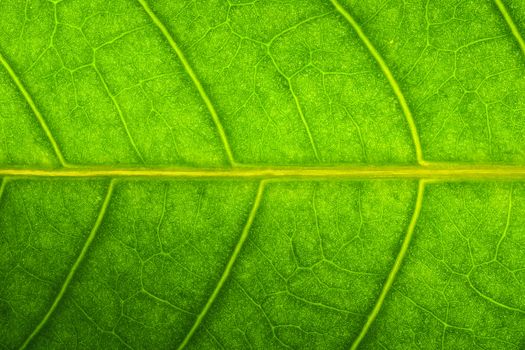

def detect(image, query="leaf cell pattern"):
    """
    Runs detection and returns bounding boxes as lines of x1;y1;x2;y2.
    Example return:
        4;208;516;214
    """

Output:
1;0;525;349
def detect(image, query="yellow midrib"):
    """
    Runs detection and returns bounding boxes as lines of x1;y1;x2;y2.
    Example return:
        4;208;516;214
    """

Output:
1;165;525;179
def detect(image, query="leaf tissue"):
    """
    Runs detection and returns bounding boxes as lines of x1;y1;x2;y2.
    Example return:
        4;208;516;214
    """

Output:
1;0;525;349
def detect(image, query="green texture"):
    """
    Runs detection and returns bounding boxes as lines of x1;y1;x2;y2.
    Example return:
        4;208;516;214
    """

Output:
1;0;525;349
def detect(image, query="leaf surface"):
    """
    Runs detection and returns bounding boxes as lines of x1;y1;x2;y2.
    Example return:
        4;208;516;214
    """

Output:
1;0;525;349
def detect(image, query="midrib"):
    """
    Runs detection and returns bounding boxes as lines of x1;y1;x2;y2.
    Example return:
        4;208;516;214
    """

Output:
1;165;525;179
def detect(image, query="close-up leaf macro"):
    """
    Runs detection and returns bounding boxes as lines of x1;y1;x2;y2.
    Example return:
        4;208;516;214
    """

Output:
1;0;525;349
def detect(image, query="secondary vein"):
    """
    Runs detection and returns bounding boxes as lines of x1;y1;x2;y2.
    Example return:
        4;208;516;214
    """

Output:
349;180;426;350
177;181;266;349
18;180;115;350
328;0;425;166
0;51;67;167
494;0;525;57
136;0;236;166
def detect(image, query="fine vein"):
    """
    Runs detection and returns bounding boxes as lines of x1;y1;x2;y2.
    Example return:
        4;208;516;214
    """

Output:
494;185;513;259
329;0;425;165
1;165;525;180
93;64;146;164
350;180;426;350
177;181;266;349
290;83;321;161
18;181;115;350
137;0;236;166
495;0;525;57
266;54;320;161
0;51;67;167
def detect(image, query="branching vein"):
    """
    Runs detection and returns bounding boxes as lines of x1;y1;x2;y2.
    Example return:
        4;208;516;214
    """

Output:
18;180;115;350
349;180;426;350
177;181;266;349
329;0;425;165
0;51;67;167
136;0;236;166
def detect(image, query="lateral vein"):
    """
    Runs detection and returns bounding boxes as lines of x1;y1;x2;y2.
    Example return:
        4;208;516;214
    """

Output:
18;180;116;350
136;0;236;166
0;51;67;167
349;180;426;350
177;181;266;349
495;0;525;57
328;0;425;165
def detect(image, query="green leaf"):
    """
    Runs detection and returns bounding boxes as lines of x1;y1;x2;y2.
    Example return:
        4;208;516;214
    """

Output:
0;0;525;349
